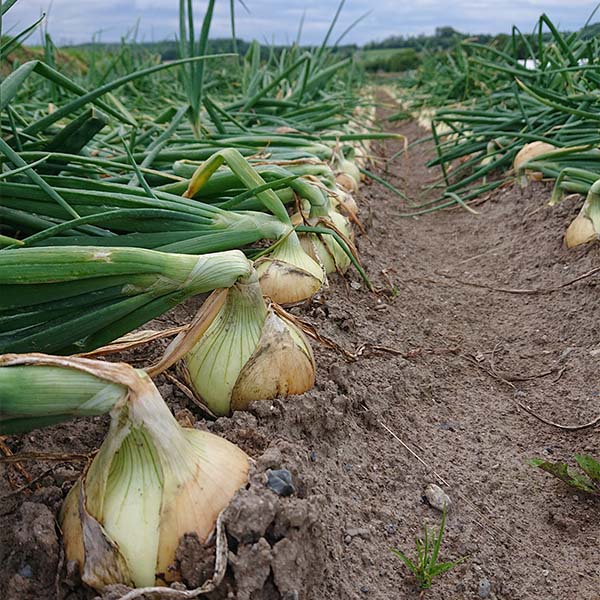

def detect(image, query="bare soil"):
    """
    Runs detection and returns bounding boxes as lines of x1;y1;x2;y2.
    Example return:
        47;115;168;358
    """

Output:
1;99;599;600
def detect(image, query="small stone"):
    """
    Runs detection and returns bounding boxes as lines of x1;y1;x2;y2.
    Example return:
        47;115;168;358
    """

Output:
346;527;370;539
266;469;295;497
309;450;317;462
344;535;352;544
438;422;456;431
350;281;361;290
384;523;397;535
424;483;452;512
360;585;369;594
478;578;492;598
18;564;33;578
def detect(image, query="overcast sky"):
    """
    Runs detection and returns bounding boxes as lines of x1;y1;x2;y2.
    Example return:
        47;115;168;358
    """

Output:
4;1;599;47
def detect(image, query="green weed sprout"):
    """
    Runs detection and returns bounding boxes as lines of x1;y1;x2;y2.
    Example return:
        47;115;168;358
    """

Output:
391;506;466;590
531;454;600;497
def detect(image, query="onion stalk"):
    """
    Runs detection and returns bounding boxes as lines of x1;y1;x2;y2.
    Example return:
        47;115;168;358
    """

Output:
0;246;253;354
0;354;127;434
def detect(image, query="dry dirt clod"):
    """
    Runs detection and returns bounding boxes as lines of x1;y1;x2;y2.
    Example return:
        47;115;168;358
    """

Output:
329;362;350;393
224;488;278;544
424;483;452;512
272;537;303;598
256;446;283;470
175;532;215;588
229;537;272;600
14;502;59;575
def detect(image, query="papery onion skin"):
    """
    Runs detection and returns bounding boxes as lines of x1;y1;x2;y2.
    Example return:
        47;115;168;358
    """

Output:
336;172;358;193
255;232;324;304
295;211;353;274
185;278;265;416
565;214;597;248
564;183;600;248
513;141;556;171
256;259;323;304
231;311;316;411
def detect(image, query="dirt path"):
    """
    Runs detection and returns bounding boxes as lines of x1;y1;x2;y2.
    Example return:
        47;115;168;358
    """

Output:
296;105;600;599
1;99;598;600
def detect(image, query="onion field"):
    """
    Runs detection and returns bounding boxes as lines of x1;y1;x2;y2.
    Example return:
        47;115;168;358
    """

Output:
1;1;598;599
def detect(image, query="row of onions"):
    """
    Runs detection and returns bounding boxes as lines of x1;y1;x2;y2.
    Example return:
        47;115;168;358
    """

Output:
1;0;384;593
383;11;600;247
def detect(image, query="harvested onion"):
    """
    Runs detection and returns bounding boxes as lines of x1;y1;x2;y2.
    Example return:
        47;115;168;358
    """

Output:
292;211;353;274
149;270;315;416
255;231;324;304
55;357;249;589
513;142;556;183
565;179;600;248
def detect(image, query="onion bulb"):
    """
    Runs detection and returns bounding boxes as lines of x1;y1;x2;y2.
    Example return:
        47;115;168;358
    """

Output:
513;142;556;182
149;270;315;416
59;360;249;589
332;187;359;215
352;144;370;174
564;181;600;248
335;159;361;193
292;211;353;274
255;231;324;304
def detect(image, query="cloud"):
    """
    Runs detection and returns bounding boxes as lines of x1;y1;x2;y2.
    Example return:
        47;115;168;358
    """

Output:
3;0;598;46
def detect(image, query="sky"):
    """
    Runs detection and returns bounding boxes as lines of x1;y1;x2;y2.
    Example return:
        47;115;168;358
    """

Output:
4;1;599;47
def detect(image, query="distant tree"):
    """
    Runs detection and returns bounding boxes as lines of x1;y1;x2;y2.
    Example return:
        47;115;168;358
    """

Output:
364;48;421;73
435;26;458;38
